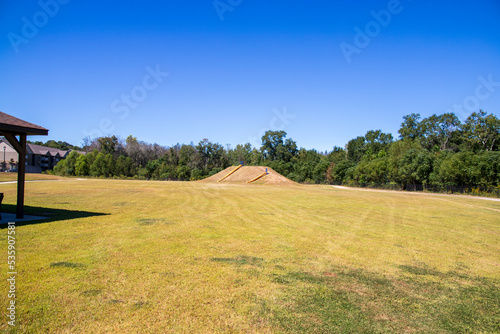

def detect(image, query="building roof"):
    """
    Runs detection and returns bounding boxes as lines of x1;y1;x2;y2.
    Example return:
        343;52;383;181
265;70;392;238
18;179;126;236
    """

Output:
0;138;15;150
1;138;86;157
27;143;68;157
0;111;49;136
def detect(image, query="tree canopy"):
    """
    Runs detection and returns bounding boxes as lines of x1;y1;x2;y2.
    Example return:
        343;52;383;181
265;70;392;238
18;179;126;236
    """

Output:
52;110;500;194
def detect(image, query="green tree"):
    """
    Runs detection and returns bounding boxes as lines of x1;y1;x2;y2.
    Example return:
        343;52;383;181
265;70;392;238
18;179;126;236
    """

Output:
394;149;434;186
30;140;81;151
326;160;355;184
230;143;253;165
53;159;67;176
290;148;321;183
327;146;347;163
145;160;160;179
474;151;500;186
179;145;199;168
434;152;477;186
462;110;500;151
364;130;393;158
312;157;331;184
196;139;227;172
176;165;191;180
196;139;212;170
398;113;424;141
421;113;461;151
85;150;98;168
115;156;135;177
98;135;124;158
387;140;427;185
104;154;115;177
261;131;298;162
190;168;204;181
261;130;286;160
61;151;80;176
352;157;389;184
249;148;262;165
346;136;365;162
90;152;106;177
75;154;89;176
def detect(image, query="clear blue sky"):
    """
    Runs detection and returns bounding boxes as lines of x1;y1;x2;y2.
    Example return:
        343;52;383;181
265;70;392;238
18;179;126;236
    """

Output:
1;0;499;151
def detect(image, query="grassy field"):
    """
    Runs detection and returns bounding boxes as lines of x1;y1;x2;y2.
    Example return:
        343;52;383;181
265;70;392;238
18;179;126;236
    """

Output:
0;178;499;333
0;173;66;182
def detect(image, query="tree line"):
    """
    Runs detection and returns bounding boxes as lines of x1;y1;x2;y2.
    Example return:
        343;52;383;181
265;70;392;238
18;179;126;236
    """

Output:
52;110;500;193
29;139;81;151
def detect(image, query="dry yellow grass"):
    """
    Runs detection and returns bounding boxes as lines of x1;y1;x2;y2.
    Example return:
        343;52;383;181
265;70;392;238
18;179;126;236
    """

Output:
0;173;66;182
0;179;498;333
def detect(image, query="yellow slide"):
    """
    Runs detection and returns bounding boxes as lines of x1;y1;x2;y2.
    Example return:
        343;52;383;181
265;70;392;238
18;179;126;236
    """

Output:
247;172;267;183
217;165;243;182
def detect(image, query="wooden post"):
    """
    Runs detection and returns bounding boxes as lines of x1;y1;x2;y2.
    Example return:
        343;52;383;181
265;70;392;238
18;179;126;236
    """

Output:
16;134;26;219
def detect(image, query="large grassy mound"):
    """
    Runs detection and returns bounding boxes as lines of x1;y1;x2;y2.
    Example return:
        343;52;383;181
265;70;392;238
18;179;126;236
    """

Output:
0;179;499;333
202;166;295;185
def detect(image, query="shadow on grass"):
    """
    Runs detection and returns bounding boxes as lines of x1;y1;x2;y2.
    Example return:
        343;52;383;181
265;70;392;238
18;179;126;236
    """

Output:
50;261;86;268
258;265;500;333
0;204;108;228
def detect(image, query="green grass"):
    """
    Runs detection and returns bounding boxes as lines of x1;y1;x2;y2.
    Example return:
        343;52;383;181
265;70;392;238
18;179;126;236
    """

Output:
0;179;499;333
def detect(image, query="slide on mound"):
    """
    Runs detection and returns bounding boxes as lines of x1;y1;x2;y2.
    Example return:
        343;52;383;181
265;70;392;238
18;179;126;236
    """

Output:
201;166;295;185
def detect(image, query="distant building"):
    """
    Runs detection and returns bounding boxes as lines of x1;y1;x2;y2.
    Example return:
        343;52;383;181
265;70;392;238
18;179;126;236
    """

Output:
0;139;20;171
26;143;71;173
0;139;85;173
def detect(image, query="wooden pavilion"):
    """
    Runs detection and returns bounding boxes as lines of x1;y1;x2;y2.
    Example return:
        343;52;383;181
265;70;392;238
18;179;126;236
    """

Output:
0;111;48;218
